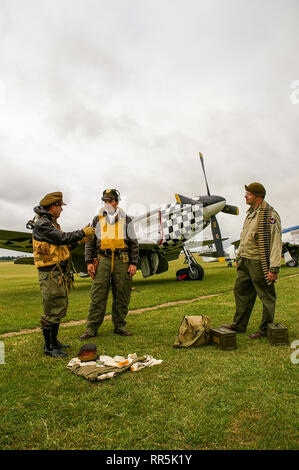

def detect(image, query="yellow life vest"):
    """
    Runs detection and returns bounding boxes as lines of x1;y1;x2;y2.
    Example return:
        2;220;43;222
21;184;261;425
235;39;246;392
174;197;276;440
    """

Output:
99;210;127;251
99;209;127;273
33;223;70;269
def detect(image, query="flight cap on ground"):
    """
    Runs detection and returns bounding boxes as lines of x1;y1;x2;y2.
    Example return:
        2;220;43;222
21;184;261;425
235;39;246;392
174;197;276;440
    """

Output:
77;344;98;362
245;182;266;198
39;192;67;207
101;189;120;202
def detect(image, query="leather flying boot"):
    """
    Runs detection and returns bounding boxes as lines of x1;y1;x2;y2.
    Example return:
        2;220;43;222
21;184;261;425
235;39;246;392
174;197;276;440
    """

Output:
44;347;68;358
52;323;70;349
42;323;68;358
42;325;52;352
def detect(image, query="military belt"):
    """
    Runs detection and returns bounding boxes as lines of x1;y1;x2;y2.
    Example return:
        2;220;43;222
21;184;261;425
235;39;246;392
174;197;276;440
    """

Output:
97;249;128;258
38;262;67;273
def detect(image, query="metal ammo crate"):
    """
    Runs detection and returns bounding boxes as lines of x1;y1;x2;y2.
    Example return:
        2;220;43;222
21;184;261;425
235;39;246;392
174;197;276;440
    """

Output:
267;323;289;345
209;327;237;350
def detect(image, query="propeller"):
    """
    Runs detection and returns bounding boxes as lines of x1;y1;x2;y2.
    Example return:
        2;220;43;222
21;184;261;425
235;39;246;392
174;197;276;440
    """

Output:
199;152;239;216
175;152;239;263
199;152;211;196
199;152;226;262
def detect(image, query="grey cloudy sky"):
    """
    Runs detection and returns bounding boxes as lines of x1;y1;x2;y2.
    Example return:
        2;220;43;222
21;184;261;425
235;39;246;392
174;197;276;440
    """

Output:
0;0;298;255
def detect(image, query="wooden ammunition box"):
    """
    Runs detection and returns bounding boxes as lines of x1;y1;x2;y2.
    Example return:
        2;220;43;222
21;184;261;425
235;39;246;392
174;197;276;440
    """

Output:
210;327;236;351
267;323;289;345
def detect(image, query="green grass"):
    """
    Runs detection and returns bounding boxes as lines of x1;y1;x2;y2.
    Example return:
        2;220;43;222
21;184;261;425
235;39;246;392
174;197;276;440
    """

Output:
0;259;298;450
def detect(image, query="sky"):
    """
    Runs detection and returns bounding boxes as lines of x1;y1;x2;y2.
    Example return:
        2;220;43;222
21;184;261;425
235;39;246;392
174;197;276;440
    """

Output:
0;0;298;256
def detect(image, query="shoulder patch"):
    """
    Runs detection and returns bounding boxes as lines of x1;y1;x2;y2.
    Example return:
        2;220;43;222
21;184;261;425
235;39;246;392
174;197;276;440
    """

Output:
270;217;276;224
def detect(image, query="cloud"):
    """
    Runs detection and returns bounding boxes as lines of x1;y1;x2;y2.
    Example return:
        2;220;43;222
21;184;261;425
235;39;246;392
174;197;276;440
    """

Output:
0;0;298;258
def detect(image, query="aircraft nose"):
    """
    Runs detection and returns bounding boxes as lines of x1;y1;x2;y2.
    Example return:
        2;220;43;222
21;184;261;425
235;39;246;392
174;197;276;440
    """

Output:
202;195;226;220
207;196;225;205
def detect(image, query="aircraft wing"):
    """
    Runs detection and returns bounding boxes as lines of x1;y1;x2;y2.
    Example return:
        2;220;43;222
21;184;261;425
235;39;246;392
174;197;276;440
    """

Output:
198;250;219;258
0;229;33;253
137;240;160;251
185;237;229;249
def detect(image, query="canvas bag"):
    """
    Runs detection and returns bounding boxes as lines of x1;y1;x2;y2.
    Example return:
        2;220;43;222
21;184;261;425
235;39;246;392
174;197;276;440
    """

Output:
173;315;211;348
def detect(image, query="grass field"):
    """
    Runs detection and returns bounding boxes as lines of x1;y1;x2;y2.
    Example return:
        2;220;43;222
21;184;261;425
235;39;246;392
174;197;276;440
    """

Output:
0;258;298;450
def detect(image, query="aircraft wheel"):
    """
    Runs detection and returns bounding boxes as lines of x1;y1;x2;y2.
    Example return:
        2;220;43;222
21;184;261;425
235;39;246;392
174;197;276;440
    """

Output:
187;263;204;281
287;258;298;267
176;268;189;281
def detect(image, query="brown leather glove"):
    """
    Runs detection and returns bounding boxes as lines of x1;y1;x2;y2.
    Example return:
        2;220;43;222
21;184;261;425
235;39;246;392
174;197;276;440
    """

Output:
82;224;95;238
77;237;87;245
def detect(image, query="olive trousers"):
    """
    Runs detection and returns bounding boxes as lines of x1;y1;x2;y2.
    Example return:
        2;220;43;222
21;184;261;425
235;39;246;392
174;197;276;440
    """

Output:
86;255;132;335
232;257;276;335
38;270;68;324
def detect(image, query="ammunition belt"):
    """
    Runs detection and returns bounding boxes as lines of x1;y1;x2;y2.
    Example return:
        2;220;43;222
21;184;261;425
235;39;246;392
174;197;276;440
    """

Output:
258;202;272;285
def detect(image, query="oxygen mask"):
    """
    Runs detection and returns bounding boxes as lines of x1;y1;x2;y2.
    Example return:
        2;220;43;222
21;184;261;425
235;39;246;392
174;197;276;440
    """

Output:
105;203;116;215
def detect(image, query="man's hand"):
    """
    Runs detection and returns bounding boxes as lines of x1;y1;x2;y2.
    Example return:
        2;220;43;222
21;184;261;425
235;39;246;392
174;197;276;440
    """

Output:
268;272;278;283
82;224;95;238
128;264;137;277
87;263;96;279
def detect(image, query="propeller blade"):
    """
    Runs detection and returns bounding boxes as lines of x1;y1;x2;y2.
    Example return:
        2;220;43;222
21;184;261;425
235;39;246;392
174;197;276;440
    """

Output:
199;152;211;196
221;204;239;216
210;215;225;262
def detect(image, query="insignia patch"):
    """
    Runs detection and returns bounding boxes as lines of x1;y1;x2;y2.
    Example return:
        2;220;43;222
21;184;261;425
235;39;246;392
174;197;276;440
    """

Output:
270;218;276;224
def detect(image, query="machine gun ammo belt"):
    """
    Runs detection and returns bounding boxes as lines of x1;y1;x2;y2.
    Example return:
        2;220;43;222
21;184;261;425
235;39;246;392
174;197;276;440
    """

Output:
257;202;272;285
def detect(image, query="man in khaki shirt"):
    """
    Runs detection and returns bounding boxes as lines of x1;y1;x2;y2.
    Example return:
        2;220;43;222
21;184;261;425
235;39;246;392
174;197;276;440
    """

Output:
223;182;282;339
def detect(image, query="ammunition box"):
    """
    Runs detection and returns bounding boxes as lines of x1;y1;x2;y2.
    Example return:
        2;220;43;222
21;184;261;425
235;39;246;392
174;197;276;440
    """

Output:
267;323;289;346
210;327;237;351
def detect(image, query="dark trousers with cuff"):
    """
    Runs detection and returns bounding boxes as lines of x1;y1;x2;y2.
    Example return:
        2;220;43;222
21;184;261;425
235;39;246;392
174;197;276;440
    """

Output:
232;257;276;334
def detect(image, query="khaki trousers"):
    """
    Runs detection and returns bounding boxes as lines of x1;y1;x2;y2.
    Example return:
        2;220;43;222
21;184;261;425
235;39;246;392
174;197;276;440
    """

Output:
232;257;276;334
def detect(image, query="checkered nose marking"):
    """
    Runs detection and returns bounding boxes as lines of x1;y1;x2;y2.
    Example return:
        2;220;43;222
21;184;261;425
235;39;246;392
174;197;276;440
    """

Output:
160;203;204;247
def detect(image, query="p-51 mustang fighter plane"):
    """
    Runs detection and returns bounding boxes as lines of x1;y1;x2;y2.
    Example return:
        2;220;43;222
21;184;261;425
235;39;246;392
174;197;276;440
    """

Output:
0;153;239;281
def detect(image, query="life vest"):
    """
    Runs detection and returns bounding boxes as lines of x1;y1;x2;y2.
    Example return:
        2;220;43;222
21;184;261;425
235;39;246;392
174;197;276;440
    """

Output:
33;221;70;268
99;209;127;251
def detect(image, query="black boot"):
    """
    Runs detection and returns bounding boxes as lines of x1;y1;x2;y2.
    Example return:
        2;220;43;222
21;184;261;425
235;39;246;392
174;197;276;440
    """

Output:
52;323;70;350
42;326;52;353
42;323;68;358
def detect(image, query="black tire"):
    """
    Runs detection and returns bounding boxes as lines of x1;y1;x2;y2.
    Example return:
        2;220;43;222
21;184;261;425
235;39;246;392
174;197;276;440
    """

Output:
187;263;204;281
176;268;189;281
287;258;298;267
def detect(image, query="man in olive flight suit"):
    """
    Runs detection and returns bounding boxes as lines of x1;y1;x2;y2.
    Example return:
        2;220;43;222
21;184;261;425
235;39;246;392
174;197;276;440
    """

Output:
31;192;95;357
223;183;282;339
79;189;139;340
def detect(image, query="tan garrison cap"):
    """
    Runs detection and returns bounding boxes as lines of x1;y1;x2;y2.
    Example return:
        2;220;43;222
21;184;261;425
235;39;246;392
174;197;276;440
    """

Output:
39;192;67;207
245;182;266;198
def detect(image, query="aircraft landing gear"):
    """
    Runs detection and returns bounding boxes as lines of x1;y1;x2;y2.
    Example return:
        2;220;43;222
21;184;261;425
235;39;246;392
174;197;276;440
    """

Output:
176;246;204;281
283;246;298;267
